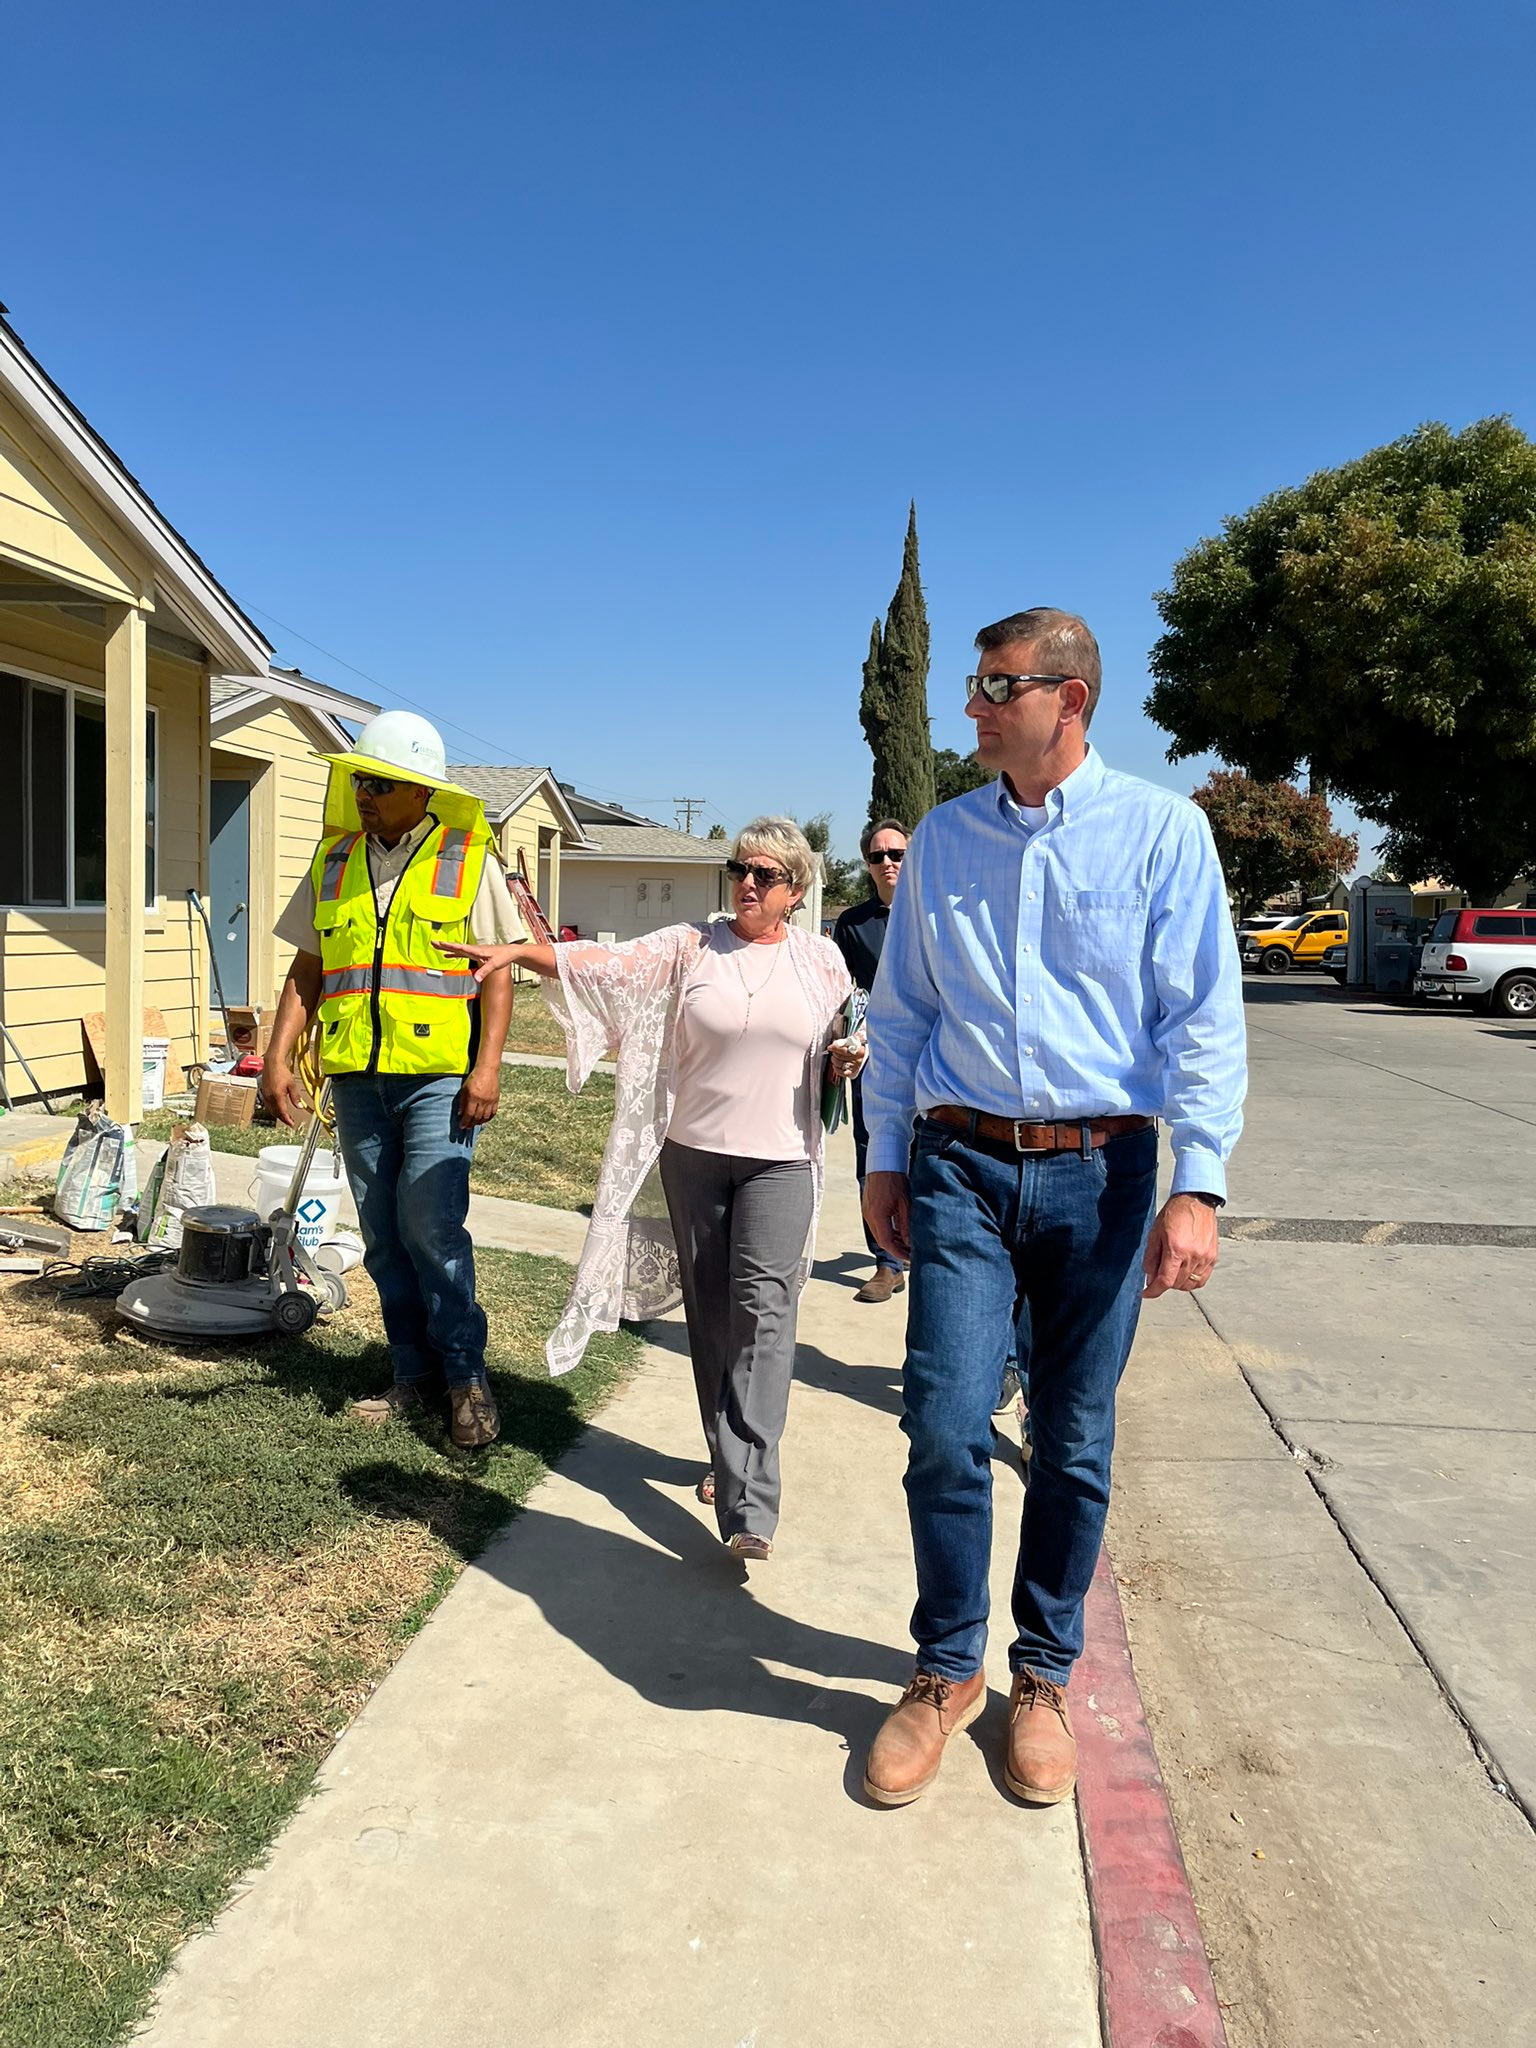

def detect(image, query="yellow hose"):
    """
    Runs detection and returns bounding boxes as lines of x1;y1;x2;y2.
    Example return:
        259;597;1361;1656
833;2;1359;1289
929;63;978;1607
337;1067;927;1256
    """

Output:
295;1024;335;1135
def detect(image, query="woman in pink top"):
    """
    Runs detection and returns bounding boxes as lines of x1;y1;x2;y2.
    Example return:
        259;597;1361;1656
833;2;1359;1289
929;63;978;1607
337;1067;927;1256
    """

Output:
442;818;860;1560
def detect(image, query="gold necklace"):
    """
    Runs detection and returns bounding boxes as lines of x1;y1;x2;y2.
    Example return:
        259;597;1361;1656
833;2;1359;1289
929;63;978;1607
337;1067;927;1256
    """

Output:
732;930;785;1022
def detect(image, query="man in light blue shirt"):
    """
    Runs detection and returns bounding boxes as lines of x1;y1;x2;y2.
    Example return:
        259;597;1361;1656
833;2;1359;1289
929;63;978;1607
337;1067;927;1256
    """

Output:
860;607;1245;1811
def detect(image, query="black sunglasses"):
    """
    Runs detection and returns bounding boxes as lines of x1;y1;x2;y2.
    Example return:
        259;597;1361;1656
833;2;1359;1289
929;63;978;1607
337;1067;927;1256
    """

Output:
351;772;400;797
964;672;1073;706
726;858;792;889
866;845;906;864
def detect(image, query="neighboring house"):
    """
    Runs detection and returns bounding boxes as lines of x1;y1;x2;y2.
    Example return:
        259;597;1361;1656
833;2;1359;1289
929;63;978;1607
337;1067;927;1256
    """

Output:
0;311;374;1116
1262;877;1352;913
448;774;808;945
558;789;734;940
1410;875;1536;917
446;765;594;938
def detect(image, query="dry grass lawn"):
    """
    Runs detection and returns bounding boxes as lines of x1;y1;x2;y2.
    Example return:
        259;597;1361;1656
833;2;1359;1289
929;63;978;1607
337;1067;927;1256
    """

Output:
0;1205;640;2048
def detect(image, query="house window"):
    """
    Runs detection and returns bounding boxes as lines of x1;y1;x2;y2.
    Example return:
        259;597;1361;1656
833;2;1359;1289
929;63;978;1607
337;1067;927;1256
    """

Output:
0;670;158;909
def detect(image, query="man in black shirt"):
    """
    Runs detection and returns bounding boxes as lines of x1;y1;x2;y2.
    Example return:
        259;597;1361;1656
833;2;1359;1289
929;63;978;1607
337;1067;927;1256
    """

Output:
832;818;910;1302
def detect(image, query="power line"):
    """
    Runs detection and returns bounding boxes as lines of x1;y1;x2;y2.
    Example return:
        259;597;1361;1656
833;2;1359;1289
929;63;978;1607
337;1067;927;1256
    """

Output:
673;796;707;834
247;604;726;821
246;605;529;766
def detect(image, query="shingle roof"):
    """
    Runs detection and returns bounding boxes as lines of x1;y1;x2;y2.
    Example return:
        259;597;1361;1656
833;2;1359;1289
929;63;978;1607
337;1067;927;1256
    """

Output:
569;820;727;862
448;764;552;814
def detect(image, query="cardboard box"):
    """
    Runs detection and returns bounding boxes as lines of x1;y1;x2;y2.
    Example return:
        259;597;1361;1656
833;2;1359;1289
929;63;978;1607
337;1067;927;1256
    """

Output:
195;1074;259;1128
221;1006;272;1058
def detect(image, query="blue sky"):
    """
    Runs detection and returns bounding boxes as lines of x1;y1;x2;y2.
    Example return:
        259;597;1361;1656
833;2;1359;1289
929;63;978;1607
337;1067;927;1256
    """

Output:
7;1;1534;862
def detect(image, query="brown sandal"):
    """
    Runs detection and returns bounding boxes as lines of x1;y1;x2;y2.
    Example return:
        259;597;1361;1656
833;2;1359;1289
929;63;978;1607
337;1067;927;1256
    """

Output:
696;1470;716;1504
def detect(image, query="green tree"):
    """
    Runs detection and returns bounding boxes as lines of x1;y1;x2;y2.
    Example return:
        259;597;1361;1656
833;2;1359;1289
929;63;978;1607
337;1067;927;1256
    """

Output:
932;746;990;805
794;811;863;907
861;504;936;827
1191;770;1358;918
705;822;727;840
1147;418;1536;900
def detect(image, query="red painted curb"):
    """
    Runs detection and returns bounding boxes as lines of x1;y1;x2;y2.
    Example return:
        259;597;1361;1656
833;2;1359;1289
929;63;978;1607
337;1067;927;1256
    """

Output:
1075;1548;1229;2048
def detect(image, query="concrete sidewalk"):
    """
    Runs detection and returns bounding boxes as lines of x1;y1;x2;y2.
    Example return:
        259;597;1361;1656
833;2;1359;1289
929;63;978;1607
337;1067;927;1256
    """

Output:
136;1134;1102;2048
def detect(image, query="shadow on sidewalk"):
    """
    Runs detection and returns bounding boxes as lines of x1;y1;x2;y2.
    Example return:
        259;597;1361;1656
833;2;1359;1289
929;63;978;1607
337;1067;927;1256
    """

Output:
467;1422;913;1759
810;1250;875;1290
791;1340;903;1416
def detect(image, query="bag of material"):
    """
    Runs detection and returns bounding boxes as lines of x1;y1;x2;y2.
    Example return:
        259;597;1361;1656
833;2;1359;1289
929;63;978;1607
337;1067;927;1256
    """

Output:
54;1108;129;1232
138;1122;218;1249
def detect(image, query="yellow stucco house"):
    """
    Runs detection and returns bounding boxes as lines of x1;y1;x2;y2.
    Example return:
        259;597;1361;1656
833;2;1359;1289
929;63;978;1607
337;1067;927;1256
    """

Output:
0;313;376;1119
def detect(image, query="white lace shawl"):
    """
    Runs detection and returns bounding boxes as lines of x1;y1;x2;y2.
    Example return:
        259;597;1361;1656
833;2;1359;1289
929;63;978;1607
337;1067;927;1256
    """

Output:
540;921;853;1376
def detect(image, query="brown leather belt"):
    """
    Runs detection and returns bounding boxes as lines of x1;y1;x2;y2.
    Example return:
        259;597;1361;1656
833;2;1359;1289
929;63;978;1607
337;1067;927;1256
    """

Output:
927;1106;1155;1155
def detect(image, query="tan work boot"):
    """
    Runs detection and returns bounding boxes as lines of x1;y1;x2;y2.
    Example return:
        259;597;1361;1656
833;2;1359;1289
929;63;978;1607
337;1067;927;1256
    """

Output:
450;1381;500;1449
1004;1670;1076;1804
864;1668;986;1807
350;1381;430;1427
854;1268;906;1304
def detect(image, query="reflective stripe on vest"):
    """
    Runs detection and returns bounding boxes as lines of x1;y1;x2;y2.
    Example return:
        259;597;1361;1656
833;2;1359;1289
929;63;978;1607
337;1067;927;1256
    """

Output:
322;963;478;1001
309;820;491;1074
321;965;373;997
430;827;471;901
319;831;363;902
380;965;478;999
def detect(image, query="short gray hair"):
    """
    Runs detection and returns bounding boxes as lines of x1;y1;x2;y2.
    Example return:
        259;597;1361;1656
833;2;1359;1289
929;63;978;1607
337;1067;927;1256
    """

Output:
975;608;1102;726
733;816;817;895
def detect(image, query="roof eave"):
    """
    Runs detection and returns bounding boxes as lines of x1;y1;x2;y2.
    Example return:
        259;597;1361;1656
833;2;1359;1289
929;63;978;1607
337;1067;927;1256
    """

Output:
0;316;272;679
488;767;596;848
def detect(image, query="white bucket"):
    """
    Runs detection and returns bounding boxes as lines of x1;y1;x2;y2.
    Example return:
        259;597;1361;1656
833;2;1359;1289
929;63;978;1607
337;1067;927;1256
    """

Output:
142;1038;169;1113
314;1230;365;1275
253;1145;347;1254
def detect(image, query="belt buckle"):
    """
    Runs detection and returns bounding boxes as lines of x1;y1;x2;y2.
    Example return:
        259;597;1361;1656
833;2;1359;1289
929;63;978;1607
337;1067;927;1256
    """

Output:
1011;1120;1052;1154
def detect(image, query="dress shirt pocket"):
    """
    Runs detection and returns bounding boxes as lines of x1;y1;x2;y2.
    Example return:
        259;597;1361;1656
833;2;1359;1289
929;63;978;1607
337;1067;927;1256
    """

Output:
1057;888;1146;982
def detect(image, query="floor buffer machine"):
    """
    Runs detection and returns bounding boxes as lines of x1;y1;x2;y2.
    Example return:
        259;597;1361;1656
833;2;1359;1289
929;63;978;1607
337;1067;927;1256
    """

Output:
117;1083;349;1340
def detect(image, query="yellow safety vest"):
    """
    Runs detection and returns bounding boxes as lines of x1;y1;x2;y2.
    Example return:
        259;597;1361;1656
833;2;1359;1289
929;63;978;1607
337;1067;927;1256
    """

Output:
310;817;493;1075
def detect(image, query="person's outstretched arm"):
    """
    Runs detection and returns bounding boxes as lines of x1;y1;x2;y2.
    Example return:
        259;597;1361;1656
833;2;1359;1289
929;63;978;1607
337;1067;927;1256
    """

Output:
439;938;558;981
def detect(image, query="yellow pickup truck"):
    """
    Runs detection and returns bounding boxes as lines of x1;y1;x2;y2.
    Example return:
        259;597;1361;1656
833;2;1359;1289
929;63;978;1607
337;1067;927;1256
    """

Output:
1241;910;1349;975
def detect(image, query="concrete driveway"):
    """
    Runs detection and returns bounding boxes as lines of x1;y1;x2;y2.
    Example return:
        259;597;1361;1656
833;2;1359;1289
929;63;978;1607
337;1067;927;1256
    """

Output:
1208;975;1536;1816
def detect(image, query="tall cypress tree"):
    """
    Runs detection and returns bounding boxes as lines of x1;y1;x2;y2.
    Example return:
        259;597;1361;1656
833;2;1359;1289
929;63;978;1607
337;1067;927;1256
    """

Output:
860;503;936;827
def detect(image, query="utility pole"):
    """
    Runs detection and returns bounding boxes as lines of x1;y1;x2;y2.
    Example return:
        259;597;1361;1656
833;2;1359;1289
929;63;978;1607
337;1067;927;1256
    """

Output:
673;797;706;834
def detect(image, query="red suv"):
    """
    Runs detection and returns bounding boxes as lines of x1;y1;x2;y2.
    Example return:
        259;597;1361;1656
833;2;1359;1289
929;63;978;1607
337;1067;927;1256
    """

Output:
1416;908;1536;1017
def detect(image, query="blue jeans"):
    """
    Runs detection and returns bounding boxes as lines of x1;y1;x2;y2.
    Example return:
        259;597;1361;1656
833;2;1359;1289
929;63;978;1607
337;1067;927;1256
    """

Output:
851;1077;905;1274
902;1118;1158;1685
330;1073;487;1390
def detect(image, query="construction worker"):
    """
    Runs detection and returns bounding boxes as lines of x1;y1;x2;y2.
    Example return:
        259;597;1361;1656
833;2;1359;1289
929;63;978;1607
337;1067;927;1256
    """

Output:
262;710;524;1448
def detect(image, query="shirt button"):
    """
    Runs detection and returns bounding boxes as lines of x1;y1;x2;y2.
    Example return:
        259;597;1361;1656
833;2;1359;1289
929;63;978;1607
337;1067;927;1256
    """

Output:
1023;1046;1035;1057
1022;993;1032;1004
1022;944;1032;954
1026;891;1037;902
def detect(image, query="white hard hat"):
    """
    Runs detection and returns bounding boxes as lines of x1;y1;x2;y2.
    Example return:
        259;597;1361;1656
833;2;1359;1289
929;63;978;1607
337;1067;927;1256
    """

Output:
347;710;449;785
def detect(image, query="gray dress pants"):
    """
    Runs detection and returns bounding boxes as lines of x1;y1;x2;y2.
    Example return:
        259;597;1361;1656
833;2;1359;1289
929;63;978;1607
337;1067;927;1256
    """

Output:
658;1139;815;1542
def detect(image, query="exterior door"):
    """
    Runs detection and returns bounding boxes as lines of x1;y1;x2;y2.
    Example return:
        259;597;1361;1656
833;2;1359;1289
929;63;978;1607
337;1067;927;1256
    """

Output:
209;779;252;1005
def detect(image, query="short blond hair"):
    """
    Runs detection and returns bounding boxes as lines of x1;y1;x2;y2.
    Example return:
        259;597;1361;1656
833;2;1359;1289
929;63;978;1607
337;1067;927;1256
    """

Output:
732;816;817;896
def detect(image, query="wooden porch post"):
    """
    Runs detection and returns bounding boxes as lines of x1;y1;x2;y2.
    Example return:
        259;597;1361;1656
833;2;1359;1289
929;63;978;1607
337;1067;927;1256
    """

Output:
546;828;562;934
104;603;148;1122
